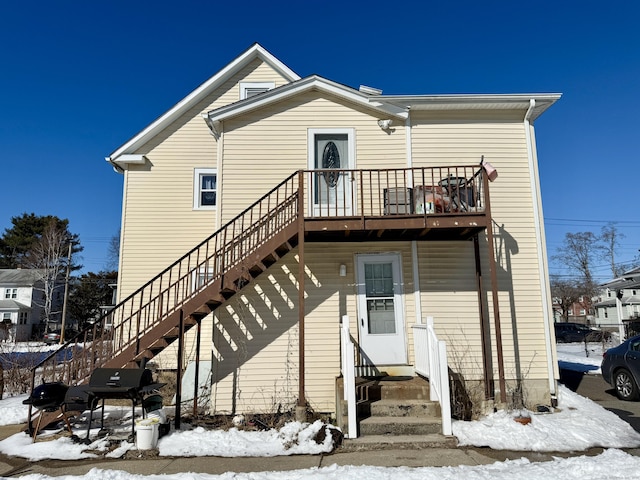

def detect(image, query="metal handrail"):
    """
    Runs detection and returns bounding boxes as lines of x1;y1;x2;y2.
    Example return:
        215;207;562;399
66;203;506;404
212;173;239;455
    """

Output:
29;165;488;404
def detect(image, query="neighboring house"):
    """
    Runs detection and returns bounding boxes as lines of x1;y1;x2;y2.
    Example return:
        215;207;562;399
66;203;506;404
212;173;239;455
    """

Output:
0;269;51;342
552;295;594;325
596;267;640;337
100;44;560;425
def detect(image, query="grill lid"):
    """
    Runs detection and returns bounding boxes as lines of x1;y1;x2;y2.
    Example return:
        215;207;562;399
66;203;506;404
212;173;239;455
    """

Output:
89;368;153;389
23;382;69;411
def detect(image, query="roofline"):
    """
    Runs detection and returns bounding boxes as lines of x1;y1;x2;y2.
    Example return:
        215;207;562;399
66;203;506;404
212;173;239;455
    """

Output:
205;75;408;125
371;93;562;122
106;43;300;169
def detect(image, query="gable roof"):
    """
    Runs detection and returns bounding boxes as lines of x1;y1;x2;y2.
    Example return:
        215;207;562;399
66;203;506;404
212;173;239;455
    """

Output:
106;43;300;169
0;269;41;286
601;266;640;290
203;75;408;133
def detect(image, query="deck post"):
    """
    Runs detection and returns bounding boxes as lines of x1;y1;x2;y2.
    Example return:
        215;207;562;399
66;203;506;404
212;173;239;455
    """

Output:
296;171;307;419
175;308;184;429
193;316;202;422
482;173;507;404
474;234;494;399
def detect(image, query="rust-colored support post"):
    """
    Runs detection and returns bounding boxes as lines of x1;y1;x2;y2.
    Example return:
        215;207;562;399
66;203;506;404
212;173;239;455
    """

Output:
482;173;506;404
193;317;202;422
297;172;306;414
474;234;493;400
175;309;184;430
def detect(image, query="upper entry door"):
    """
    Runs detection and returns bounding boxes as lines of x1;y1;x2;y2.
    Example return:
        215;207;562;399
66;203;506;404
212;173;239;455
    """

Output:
356;253;407;365
309;130;353;216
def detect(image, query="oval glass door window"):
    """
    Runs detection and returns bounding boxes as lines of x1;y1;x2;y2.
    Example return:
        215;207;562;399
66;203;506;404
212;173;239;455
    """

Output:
322;141;340;188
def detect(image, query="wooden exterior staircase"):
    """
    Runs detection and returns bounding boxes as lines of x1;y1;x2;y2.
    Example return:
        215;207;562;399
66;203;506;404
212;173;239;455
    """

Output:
28;164;498;432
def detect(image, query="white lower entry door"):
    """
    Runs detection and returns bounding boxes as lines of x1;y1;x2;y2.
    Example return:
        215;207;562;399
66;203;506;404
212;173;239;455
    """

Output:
356;253;407;365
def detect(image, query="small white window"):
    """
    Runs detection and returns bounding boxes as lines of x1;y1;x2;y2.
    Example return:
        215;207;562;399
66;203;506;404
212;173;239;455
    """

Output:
192;266;215;292
2;313;11;322
579;309;586;315
193;168;217;210
4;288;17;299
239;82;275;100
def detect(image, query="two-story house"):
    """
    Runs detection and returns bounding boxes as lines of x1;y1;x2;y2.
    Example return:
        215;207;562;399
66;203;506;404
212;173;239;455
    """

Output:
36;44;561;435
596;267;640;338
0;269;50;342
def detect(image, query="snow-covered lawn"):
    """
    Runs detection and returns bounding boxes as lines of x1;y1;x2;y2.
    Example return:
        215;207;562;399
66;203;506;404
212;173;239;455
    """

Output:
1;341;639;479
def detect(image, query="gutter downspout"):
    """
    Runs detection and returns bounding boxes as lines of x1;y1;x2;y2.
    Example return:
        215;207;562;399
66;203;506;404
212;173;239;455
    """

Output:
524;99;558;403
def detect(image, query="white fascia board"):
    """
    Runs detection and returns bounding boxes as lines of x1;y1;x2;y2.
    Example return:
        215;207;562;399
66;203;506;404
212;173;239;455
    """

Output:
206;76;408;124
107;43;300;164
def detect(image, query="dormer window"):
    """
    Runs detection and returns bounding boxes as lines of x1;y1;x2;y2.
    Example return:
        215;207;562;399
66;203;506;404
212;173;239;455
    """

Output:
240;82;275;100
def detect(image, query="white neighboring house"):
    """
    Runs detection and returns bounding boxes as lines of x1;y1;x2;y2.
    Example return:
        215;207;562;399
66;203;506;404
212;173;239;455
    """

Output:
595;267;640;338
0;269;52;342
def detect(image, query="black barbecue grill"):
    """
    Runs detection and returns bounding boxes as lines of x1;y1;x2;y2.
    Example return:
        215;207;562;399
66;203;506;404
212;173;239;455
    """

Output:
23;382;74;441
84;367;165;440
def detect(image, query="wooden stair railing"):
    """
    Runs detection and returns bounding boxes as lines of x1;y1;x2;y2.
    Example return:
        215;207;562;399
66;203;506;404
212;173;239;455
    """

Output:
28;172;301;410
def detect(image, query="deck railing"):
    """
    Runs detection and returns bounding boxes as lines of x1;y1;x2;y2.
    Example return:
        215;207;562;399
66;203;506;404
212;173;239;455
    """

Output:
305;165;488;218
30;165;485;420
413;316;452;435
340;316;357;438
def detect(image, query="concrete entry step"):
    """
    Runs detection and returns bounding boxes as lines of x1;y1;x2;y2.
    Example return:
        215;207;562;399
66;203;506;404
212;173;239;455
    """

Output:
370;399;441;418
340;433;458;452
359;415;443;436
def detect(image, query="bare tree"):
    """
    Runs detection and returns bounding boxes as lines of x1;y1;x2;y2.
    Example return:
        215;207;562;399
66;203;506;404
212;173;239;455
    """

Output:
550;276;582;322
105;230;120;271
552;231;599;296
23;220;75;332
600;224;625;278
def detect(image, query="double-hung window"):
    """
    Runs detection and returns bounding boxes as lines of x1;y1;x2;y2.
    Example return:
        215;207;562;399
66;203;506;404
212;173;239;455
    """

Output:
193;168;217;210
5;288;17;299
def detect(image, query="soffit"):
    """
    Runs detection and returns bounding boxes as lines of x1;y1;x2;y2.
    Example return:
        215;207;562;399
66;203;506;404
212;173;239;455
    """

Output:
372;94;562;122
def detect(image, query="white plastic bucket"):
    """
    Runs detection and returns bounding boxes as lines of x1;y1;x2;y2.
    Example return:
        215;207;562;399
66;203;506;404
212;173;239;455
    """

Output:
135;418;159;449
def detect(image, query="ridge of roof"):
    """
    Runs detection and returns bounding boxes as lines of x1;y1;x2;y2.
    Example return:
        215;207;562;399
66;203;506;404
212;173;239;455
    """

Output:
204;74;408;126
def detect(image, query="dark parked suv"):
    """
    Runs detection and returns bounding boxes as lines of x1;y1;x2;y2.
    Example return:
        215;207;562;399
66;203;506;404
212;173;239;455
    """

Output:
554;322;610;343
602;334;640;400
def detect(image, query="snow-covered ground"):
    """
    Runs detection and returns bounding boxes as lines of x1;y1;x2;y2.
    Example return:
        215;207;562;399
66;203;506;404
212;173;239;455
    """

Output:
1;342;640;480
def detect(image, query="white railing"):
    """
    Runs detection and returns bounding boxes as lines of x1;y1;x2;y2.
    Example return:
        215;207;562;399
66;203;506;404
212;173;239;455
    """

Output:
340;315;357;438
412;316;452;435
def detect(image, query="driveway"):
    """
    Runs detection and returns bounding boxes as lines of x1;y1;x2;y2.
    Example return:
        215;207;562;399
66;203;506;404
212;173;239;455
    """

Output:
560;368;640;433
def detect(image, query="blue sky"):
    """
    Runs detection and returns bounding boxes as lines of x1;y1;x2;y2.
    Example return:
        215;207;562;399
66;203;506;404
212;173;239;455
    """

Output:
1;1;638;281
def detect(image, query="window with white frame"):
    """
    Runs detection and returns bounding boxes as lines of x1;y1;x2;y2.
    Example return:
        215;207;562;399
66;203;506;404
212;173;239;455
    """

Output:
193;168;217;210
580;309;586;315
239;82;275;100
2;312;11;323
4;288;17;299
192;266;215;292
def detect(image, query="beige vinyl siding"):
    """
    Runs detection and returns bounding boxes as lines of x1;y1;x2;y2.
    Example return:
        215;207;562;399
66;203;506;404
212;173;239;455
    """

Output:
119;58;292;301
117;59;293;369
210;242;416;414
219;92;407;223
411;110;550;389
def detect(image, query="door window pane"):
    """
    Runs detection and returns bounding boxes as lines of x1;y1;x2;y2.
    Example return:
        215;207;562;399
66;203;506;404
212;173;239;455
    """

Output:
367;298;396;334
